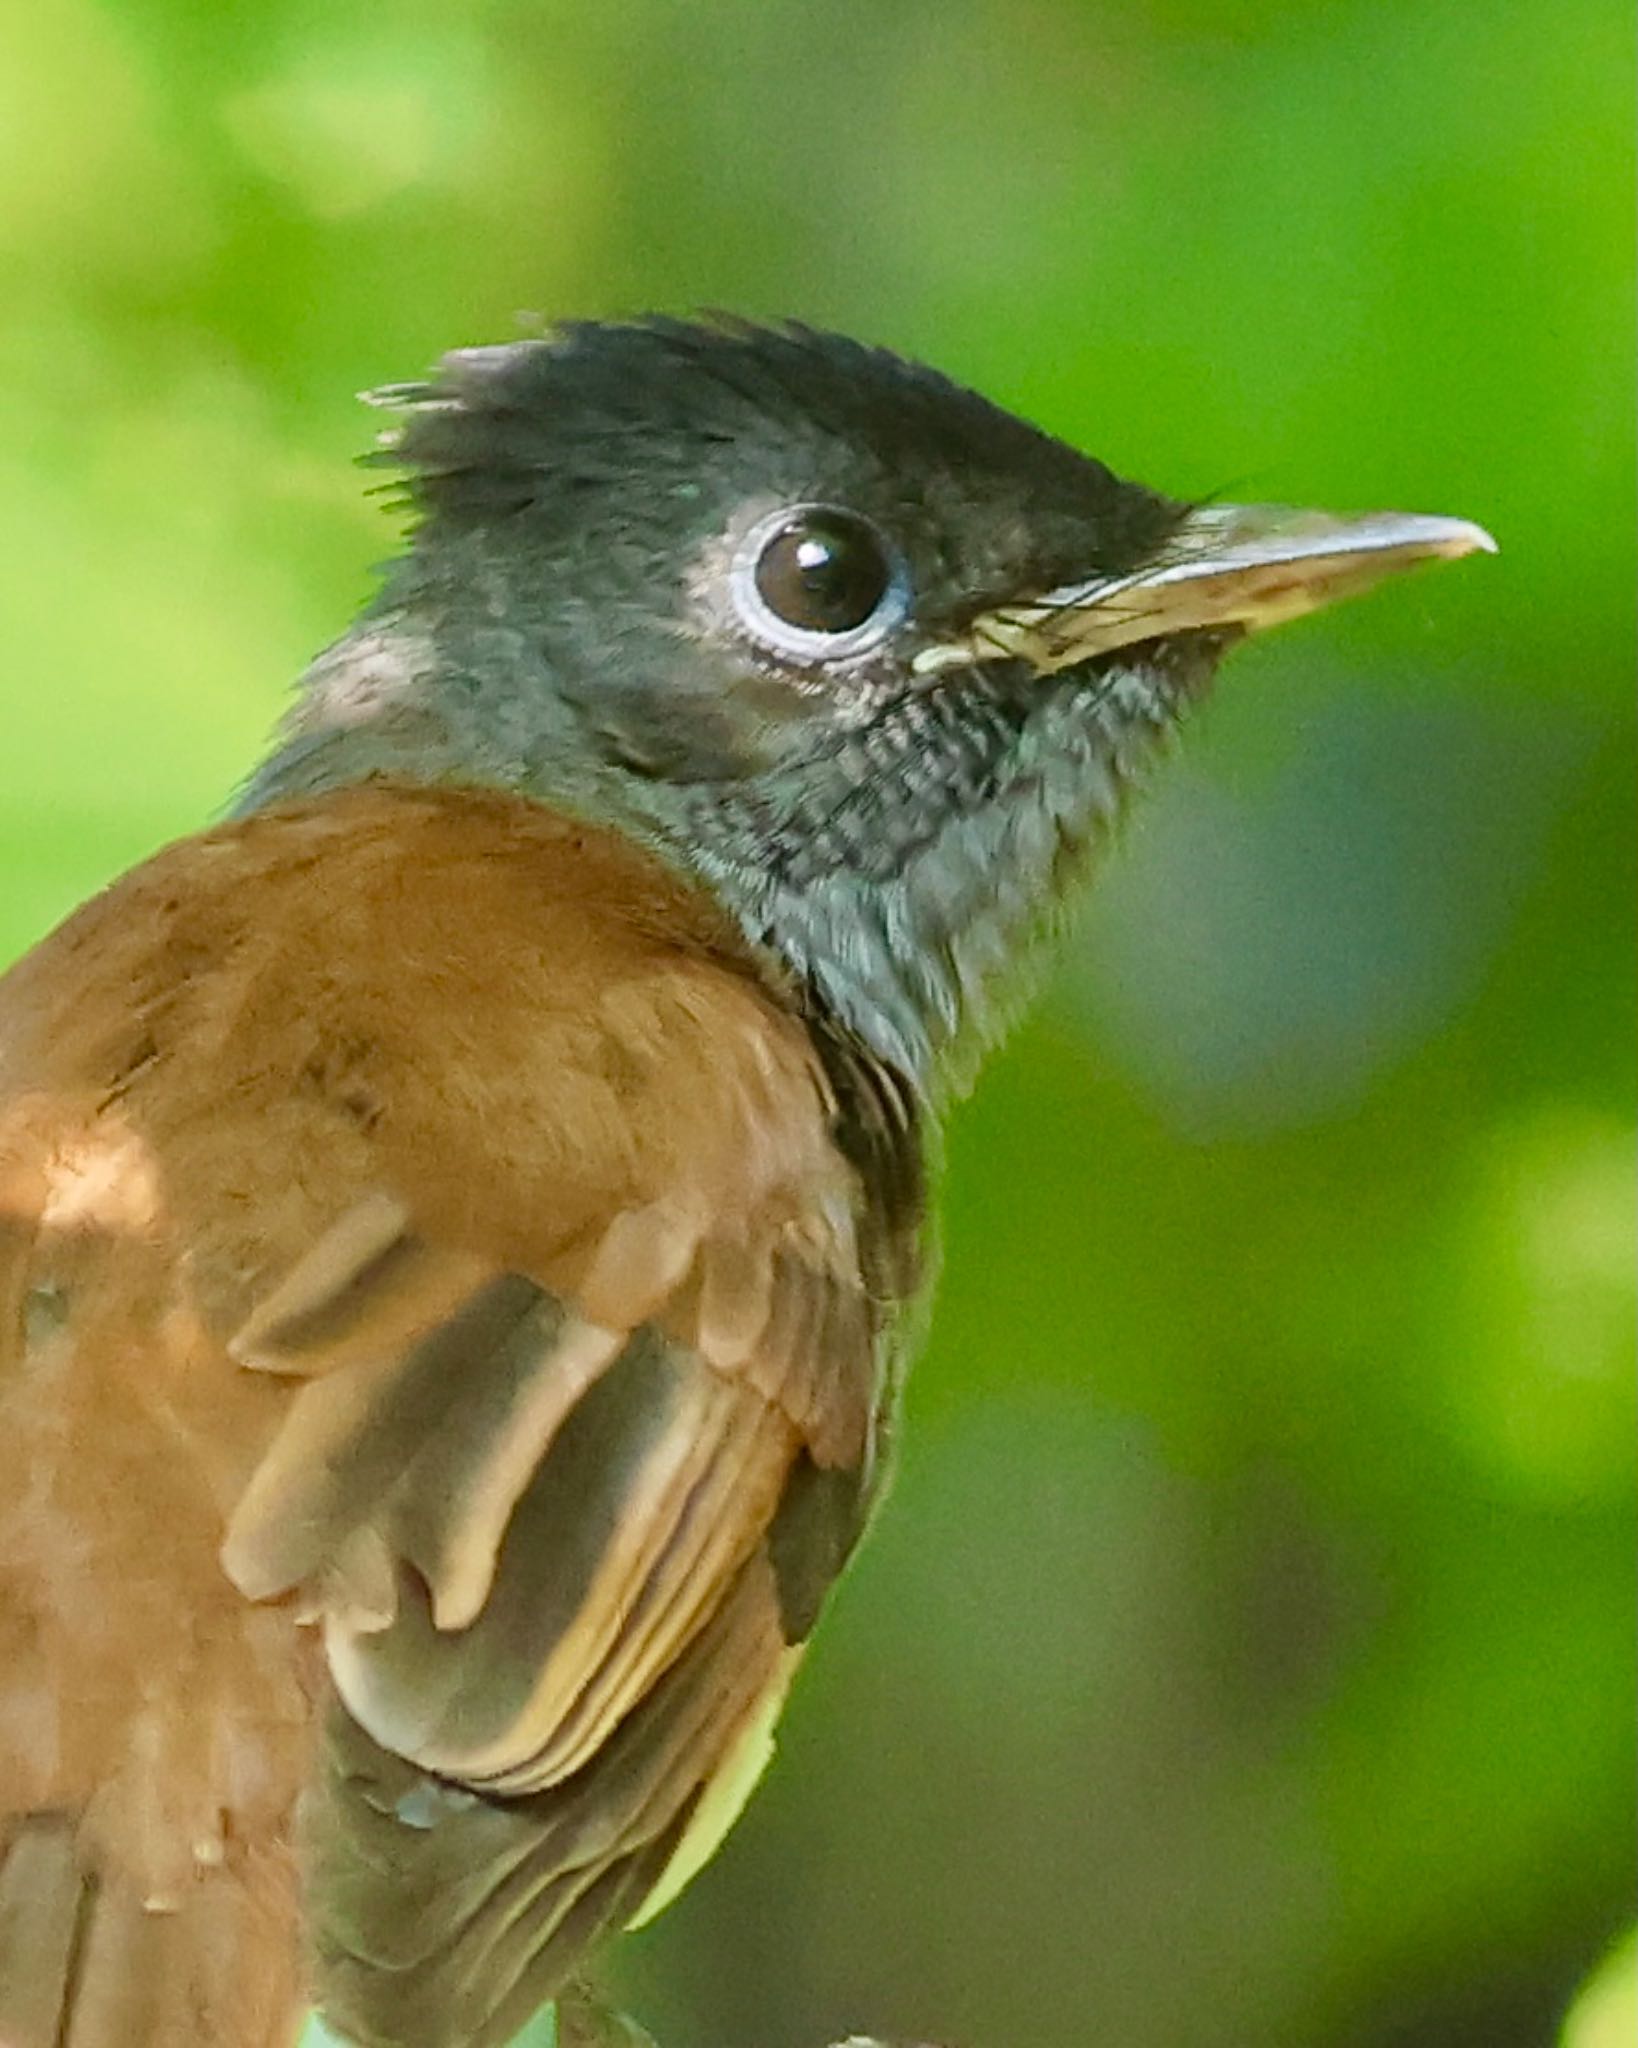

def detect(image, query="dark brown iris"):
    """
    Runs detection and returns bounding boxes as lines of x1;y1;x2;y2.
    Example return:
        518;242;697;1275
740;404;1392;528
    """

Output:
752;510;892;634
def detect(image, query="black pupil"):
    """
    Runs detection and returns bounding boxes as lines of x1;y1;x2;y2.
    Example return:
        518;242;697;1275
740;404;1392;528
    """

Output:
753;513;891;635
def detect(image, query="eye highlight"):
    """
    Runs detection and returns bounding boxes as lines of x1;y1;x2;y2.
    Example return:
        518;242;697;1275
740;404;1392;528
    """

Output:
731;505;910;662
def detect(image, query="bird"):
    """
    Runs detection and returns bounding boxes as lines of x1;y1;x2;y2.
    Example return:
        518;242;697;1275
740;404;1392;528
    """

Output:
0;316;1493;2048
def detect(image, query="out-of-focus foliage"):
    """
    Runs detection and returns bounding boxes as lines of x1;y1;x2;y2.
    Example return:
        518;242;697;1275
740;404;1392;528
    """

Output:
1562;1931;1638;2048
1;2;1631;2046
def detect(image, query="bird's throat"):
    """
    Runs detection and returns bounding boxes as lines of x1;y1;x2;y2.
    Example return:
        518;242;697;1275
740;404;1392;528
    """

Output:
669;636;1224;1090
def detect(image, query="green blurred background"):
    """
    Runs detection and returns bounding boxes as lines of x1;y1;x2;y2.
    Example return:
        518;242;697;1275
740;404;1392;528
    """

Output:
1;1;1632;2044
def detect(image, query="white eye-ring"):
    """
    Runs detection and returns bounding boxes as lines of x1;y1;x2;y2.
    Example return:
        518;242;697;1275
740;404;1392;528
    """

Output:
729;504;911;662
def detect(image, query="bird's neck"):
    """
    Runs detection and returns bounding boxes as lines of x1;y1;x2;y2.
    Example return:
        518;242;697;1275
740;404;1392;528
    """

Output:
245;617;1217;1095
664;659;1196;1089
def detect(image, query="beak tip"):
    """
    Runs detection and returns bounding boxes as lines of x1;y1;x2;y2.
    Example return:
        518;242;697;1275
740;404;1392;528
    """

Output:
1441;517;1499;560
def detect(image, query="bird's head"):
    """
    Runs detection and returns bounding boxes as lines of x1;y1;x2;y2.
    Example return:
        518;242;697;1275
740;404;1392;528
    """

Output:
249;317;1492;1083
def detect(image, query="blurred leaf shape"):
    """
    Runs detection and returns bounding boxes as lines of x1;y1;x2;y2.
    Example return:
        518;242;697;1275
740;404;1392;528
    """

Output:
222;29;490;216
1436;1106;1638;1501
1562;1929;1638;2048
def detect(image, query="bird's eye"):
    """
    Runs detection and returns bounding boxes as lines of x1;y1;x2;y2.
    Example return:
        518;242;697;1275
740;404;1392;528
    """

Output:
731;505;909;661
755;513;889;632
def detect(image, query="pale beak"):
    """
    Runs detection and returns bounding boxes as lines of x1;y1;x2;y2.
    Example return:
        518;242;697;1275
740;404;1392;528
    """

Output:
912;504;1498;679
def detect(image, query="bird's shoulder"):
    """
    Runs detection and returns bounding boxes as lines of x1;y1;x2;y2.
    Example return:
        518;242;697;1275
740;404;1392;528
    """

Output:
0;780;859;1342
0;774;816;1119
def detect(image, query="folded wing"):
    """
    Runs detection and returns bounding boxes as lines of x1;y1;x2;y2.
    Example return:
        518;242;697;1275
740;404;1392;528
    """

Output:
0;786;925;2048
